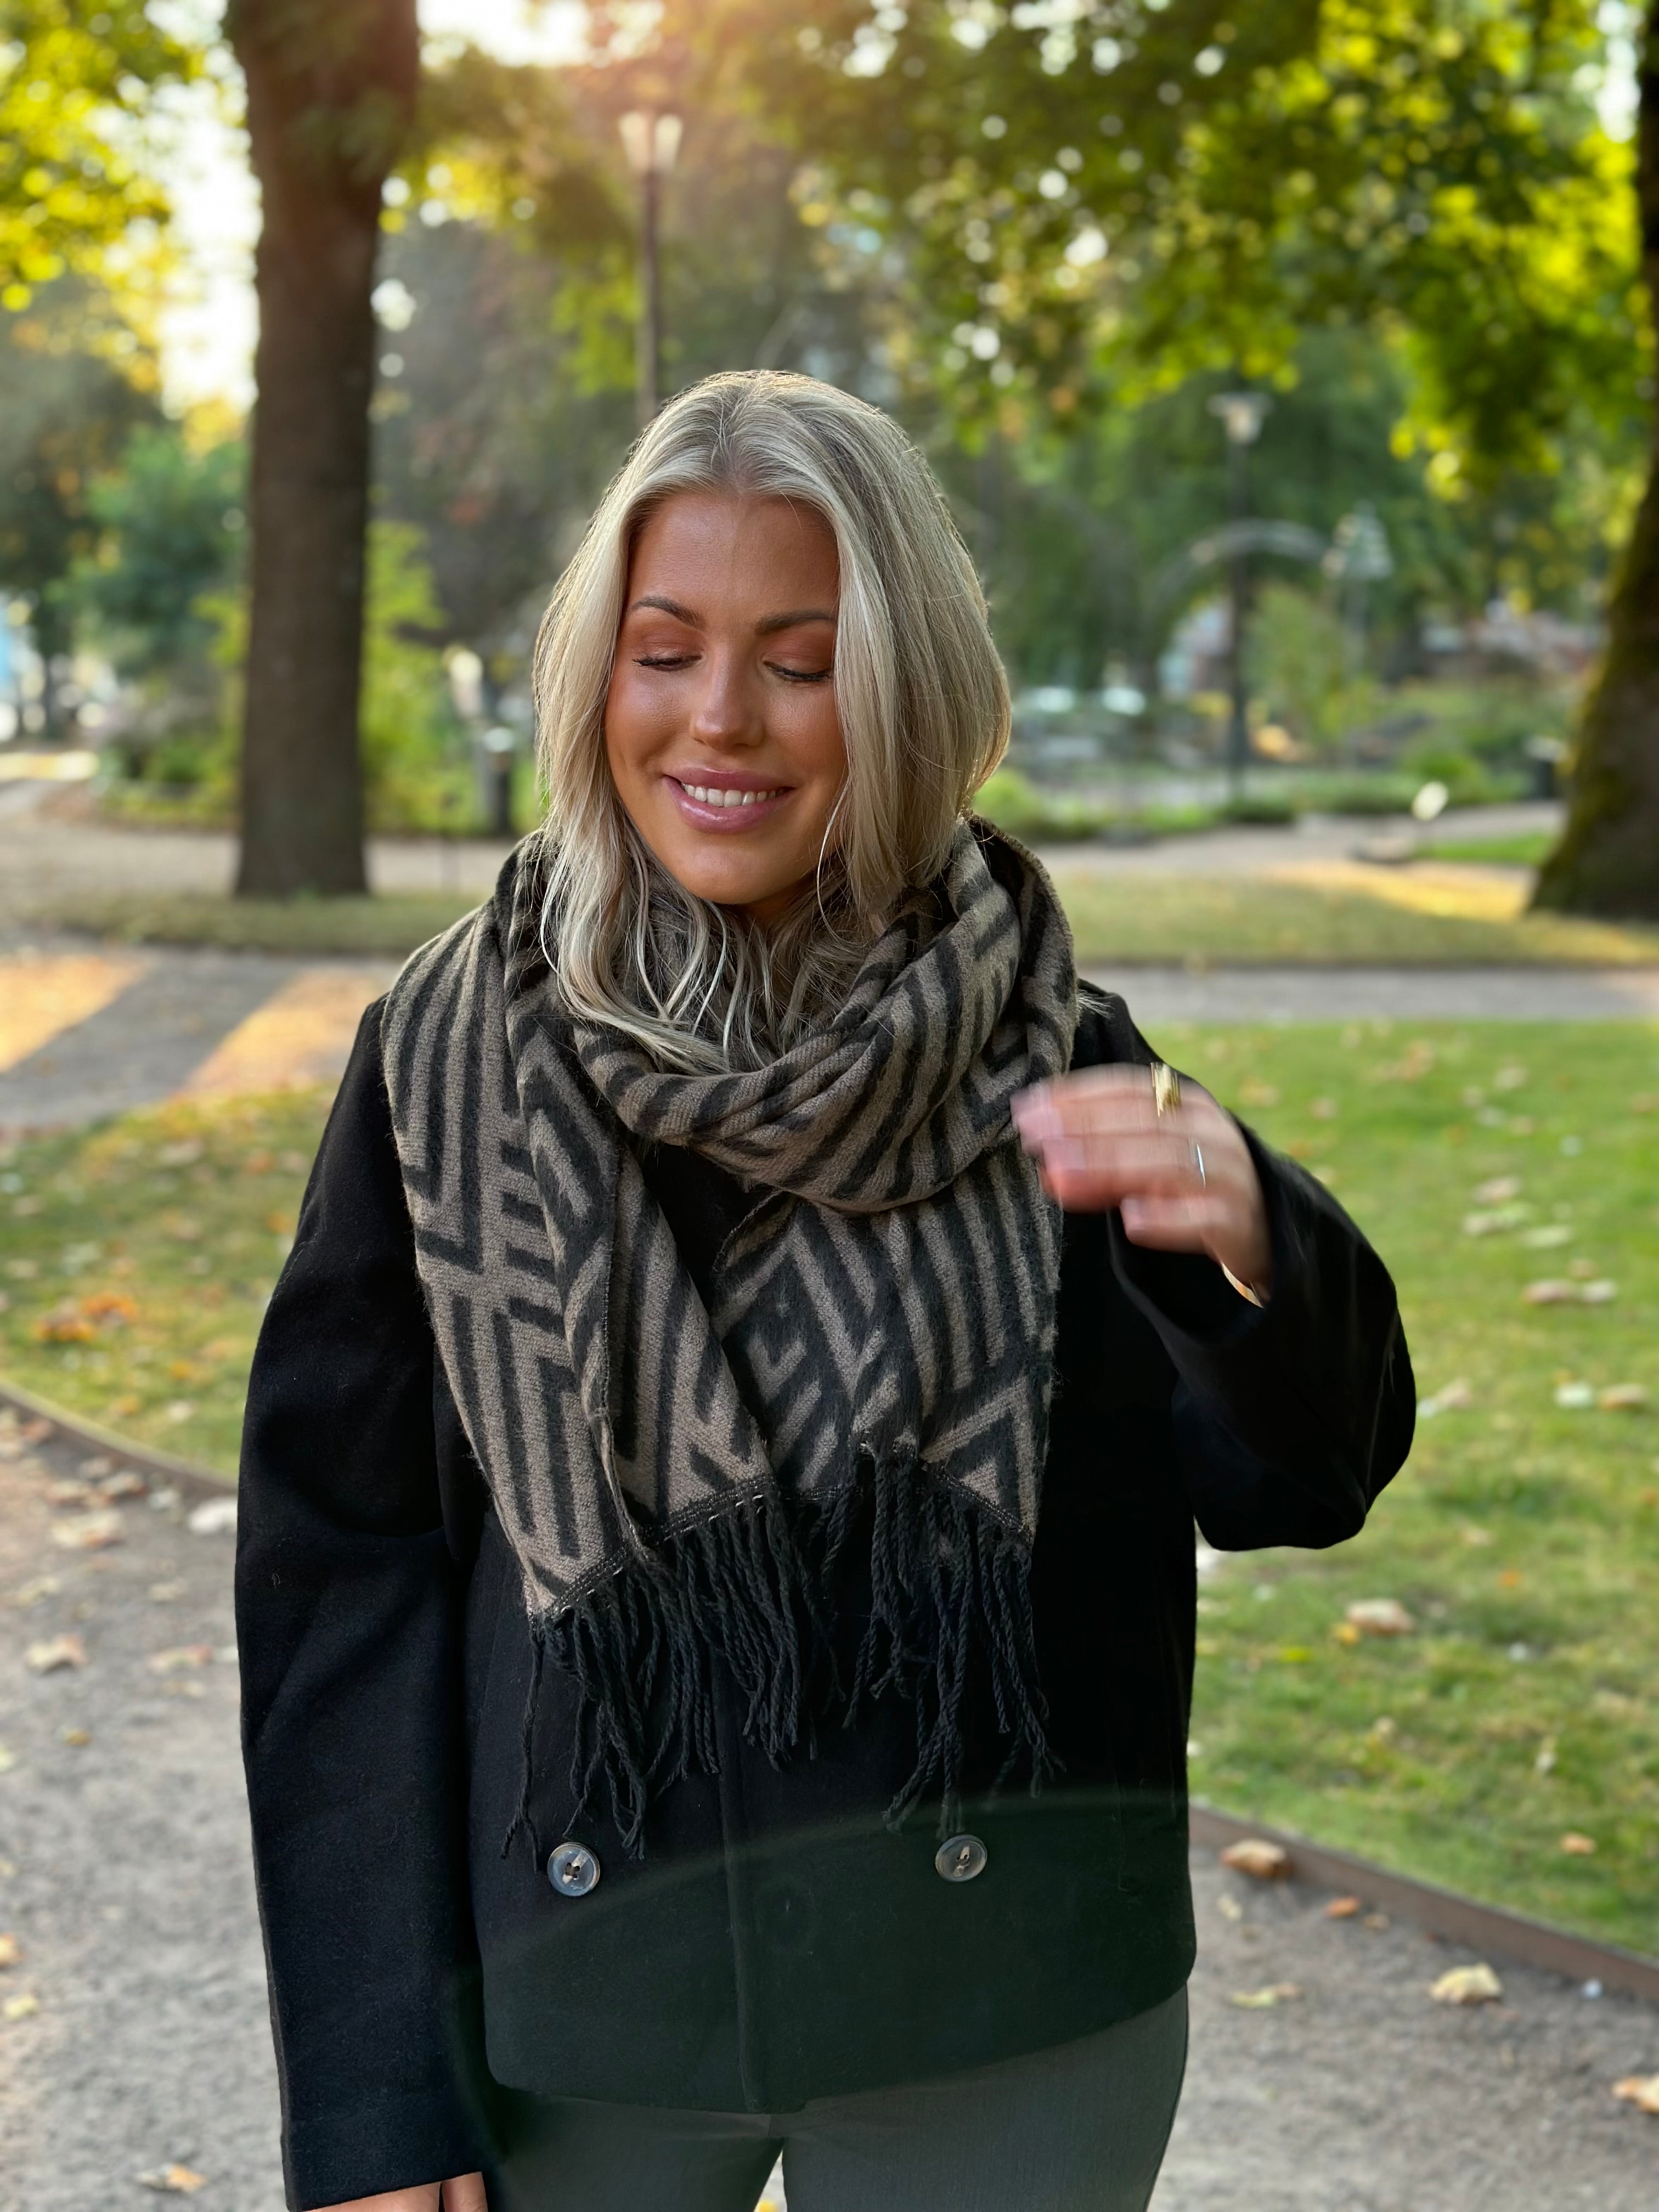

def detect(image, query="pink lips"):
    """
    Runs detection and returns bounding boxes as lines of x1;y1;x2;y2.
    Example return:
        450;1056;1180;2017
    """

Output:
667;772;793;831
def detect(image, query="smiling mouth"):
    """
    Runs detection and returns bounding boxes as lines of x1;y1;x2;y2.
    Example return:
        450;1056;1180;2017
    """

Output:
674;780;788;809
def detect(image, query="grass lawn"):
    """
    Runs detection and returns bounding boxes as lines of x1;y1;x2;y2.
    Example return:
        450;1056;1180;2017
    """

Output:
2;1019;1658;1952
1161;1018;1659;1956
1428;832;1556;868
0;1089;331;1474
1052;870;1659;966
51;870;1659;966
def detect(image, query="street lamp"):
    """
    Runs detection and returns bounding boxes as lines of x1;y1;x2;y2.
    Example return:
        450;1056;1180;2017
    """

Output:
619;109;682;428
1207;389;1271;799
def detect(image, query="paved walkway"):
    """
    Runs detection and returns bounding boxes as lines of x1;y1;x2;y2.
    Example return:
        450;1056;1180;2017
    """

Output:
3;933;1656;1140
3;1402;1656;2209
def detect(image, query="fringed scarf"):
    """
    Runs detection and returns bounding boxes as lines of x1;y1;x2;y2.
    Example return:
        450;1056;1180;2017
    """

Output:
381;821;1079;1853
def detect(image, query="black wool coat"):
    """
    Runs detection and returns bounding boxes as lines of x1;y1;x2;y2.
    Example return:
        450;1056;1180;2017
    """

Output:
236;984;1414;2209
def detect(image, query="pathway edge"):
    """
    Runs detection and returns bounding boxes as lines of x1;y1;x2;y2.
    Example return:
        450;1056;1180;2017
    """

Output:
1190;1802;1659;2004
0;1370;232;1496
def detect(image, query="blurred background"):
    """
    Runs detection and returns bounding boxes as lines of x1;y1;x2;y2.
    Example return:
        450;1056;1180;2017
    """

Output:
1;2;1657;2204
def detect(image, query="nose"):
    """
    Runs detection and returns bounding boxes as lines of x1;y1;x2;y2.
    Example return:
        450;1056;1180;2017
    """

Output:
688;644;763;751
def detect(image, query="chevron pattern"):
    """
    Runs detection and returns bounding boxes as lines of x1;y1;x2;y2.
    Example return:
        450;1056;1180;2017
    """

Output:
380;823;1078;1828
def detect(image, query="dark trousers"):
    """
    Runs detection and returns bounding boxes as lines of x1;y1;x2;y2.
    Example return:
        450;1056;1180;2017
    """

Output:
487;1988;1188;2212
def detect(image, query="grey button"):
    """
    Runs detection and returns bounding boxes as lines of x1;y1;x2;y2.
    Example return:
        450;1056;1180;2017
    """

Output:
548;1841;601;1897
935;1832;988;1883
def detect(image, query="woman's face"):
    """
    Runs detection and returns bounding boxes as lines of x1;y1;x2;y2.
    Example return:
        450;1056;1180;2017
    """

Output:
604;490;847;926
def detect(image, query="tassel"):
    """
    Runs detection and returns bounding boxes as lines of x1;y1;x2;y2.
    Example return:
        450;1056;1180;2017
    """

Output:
533;1452;1054;1857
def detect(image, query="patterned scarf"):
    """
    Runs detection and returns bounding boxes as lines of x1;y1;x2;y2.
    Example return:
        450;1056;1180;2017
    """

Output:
381;822;1078;1850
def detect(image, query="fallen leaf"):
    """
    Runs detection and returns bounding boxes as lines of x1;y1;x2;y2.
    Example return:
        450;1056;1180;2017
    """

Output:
1419;1378;1474;1419
148;1581;184;1602
25;1634;87;1673
1459;1524;1495;1547
0;1746;14;1774
1220;1838;1291;1880
97;1469;146;1501
1555;1381;1596;1408
1613;2075;1659;2115
1230;1983;1302;2008
0;1934;19;1967
43;1478;94;1507
1462;1204;1531;1237
147;1645;213;1674
1525;1280;1577;1306
1309;1097;1338;1120
2;1990;39;2021
49;1510;123;1551
1474;1176;1523;1204
1560;1832;1598;1855
1493;1064;1528;1092
1498;1568;1524;1589
1325;1896;1362;1918
1363;1911;1391;1931
1521;1224;1573;1249
136;2167;208;2195
61;1727;90;1747
163;1401;196;1425
1331;1621;1362;1646
80;1293;137;1322
263;1209;296;1236
1567;1257;1600;1280
30;1308;96;1344
1345;1599;1415;1637
1239;1081;1280;1108
1599;1384;1648;1410
1216;1893;1244;1921
106;1395;142;1419
1431;1963;1503;2005
185;1498;236;1536
1579;1278;1617;1304
10;1576;61;1606
1535;1737;1557;1776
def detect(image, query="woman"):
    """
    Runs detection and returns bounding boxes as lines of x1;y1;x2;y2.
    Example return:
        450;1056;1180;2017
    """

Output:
238;371;1413;2212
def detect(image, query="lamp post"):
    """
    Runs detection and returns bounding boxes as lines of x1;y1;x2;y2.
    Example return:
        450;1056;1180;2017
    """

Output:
619;109;682;428
1207;390;1272;799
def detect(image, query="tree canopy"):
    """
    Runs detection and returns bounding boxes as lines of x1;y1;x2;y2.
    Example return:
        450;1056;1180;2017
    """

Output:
0;0;197;311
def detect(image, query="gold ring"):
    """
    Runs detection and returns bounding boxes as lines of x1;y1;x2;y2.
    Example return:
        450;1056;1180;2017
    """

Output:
1152;1062;1181;1118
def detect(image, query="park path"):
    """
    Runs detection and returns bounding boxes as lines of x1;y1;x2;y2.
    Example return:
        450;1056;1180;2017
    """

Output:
5;934;1659;1140
3;1400;1657;2209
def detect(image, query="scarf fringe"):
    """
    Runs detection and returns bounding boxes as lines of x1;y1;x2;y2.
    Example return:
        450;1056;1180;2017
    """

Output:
504;1449;1054;1861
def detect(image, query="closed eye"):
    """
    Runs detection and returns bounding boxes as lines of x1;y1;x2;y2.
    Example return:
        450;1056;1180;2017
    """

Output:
768;662;834;684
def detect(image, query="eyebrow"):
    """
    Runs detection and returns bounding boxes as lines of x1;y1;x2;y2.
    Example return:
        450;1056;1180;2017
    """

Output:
627;595;837;637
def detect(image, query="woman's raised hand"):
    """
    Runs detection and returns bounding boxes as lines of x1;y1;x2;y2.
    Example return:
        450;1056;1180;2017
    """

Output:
1012;1064;1272;1298
317;2176;486;2212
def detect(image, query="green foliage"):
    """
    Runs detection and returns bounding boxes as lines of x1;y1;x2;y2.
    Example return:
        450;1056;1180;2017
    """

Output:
72;423;247;676
1248;582;1352;752
973;767;1118;842
0;281;155;721
636;1;1641;484
358;520;471;832
0;0;198;309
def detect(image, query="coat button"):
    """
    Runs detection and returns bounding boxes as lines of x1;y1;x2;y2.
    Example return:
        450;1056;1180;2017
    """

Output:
548;1841;601;1897
935;1832;988;1883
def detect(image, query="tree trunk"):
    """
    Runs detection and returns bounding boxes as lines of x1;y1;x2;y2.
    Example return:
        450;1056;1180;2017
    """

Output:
228;0;418;898
1533;4;1659;920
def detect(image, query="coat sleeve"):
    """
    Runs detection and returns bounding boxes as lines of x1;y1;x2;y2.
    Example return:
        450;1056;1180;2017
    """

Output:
1079;986;1416;1550
235;1002;489;2209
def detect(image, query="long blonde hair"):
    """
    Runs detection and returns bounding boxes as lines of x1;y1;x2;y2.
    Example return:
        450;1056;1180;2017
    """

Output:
533;370;1009;1071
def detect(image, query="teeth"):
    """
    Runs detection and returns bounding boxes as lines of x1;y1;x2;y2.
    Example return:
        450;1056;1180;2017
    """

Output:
681;783;782;809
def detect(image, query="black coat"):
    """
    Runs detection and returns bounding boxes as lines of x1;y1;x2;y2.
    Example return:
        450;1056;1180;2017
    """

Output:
236;986;1414;2208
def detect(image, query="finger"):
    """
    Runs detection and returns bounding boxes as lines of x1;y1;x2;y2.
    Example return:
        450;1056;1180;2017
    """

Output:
1015;1080;1222;1145
1028;1133;1239;1200
441;2178;489;2212
1118;1192;1221;1248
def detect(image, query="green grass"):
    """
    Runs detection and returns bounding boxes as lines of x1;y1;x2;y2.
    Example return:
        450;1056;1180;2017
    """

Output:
3;1020;1658;1948
0;1090;331;1472
1167;1019;1659;1954
1053;871;1659;966
61;890;477;958
49;870;1659;966
1429;831;1555;868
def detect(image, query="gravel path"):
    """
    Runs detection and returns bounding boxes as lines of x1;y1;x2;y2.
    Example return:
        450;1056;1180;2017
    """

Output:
3;1402;1657;2210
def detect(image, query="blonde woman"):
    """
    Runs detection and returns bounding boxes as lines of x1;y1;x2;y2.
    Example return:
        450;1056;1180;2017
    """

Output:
238;372;1412;2212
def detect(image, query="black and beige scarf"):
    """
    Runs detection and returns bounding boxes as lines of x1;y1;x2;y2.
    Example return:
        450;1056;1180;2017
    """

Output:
381;822;1079;1850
